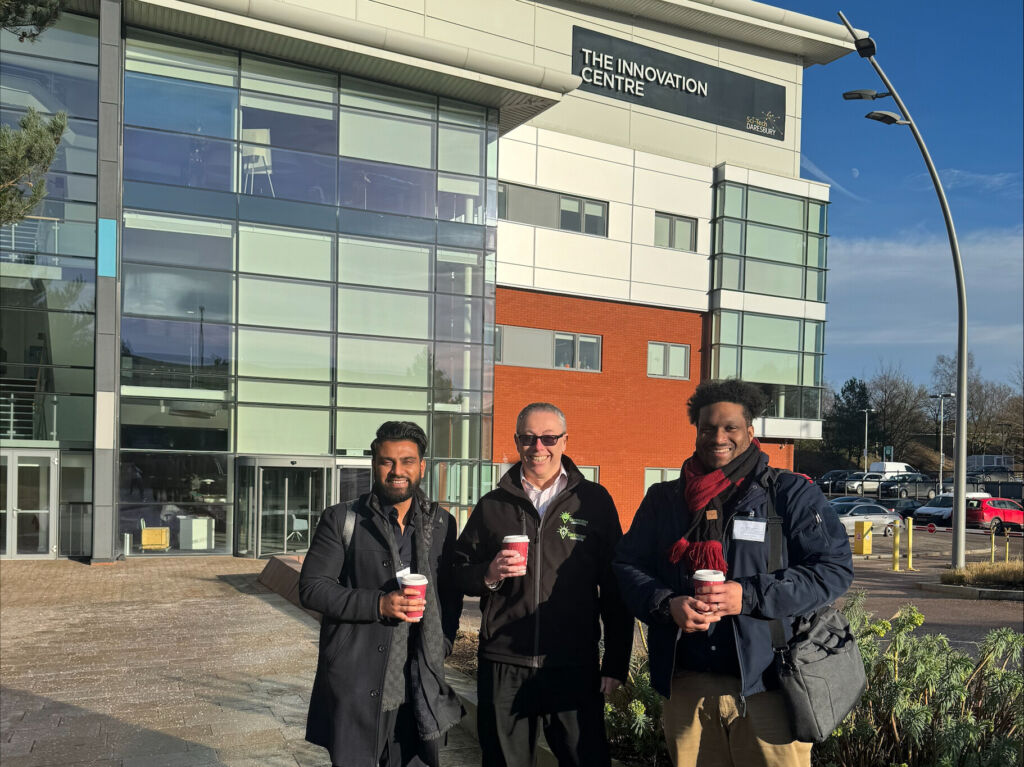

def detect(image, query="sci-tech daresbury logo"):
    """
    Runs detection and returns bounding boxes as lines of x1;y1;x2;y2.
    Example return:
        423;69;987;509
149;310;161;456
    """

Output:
745;111;782;138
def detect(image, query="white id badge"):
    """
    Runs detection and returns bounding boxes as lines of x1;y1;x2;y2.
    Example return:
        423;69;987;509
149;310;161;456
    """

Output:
396;566;411;578
733;519;767;542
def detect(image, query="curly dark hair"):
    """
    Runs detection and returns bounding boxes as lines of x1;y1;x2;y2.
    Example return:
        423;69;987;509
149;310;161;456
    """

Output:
370;420;428;459
686;379;766;426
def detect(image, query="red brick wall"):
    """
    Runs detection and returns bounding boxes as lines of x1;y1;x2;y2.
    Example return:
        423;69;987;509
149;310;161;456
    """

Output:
491;288;796;529
492;288;703;530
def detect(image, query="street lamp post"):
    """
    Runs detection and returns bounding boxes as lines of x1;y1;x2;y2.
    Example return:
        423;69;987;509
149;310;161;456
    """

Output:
838;11;969;568
929;392;954;487
860;407;875;472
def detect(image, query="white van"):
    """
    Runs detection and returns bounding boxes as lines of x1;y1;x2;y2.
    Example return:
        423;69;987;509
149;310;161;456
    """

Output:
869;462;918;478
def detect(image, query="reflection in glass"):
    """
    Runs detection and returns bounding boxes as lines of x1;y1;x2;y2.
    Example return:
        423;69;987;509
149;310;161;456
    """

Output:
438;124;484;175
337;386;428;411
338;237;430;291
432;413;480;459
239;276;332;331
237;328;331;381
433;342;481;392
239;224;332;280
121;397;232;451
119;452;229;502
0;53;98;119
7;394;93;442
741;348;800;386
122;263;233;322
742;315;801;351
337;337;429;388
559;198;581;232
124;127;235;191
118;502;229;553
745;223;803;264
1;308;94;366
338;287;429;340
577;335;600;371
123;211;234;270
0;254;95;311
240;143;336;205
2;365;93;394
125;30;238;87
241;55;336;102
744;260;802;299
39;171;95;202
747;189;803;229
238;380;330;406
124;72;236;138
438;174;484;224
434;294;481;342
339;158;435;219
237;406;330;455
554;333;575;368
340;77;436;120
337;410;428;456
121;316;231;389
340;108;434;168
0;13;98;64
241;92;336;154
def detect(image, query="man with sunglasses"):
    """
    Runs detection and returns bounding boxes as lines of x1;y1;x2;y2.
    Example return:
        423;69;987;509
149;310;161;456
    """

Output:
453;402;633;767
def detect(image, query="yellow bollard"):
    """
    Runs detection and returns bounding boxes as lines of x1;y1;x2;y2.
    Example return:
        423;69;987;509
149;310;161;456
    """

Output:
991;529;996;563
853;521;872;555
892;523;900;571
906;522;916;571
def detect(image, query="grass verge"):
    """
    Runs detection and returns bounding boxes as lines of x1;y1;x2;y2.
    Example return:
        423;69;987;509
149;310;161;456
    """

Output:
940;559;1024;587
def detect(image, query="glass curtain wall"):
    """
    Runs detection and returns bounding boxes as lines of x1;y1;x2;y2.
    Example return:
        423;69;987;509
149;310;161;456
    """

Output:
118;30;497;552
1;15;98;559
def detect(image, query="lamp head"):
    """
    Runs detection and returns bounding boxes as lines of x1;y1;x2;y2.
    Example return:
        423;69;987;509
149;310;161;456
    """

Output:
843;89;879;100
866;110;906;126
854;36;877;58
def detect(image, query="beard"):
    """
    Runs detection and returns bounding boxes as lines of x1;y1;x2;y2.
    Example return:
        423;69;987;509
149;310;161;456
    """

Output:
376;476;421;505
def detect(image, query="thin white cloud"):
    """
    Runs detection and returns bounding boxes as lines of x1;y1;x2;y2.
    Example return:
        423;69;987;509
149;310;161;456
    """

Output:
799;155;868;202
907;169;1023;198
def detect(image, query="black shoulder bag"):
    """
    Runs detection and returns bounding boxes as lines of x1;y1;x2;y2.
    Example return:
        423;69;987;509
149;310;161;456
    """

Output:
764;472;866;743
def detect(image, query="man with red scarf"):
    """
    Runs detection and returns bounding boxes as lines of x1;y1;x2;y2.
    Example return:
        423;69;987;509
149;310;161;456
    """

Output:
613;380;853;767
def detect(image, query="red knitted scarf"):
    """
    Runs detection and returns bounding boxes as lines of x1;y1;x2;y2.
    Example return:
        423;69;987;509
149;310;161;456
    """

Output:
668;439;762;574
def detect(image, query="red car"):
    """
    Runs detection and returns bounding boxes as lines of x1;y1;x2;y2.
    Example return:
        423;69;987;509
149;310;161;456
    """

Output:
965;497;1024;534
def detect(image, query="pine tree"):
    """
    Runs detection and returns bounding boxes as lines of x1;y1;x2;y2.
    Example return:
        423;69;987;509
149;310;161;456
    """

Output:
1;108;68;227
1;0;63;42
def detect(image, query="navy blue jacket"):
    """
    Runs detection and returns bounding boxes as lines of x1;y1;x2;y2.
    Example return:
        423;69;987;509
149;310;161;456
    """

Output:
613;455;853;699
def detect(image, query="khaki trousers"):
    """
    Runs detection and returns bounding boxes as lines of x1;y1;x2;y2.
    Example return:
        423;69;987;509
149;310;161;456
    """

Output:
662;671;811;767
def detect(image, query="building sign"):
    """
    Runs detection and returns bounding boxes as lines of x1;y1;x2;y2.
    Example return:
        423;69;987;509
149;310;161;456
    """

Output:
572;27;786;141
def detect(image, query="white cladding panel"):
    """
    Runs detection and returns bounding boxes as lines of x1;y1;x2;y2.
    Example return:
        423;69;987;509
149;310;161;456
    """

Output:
757;418;823;440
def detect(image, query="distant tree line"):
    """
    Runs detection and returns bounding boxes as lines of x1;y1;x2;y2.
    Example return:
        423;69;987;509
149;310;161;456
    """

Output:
797;355;1023;476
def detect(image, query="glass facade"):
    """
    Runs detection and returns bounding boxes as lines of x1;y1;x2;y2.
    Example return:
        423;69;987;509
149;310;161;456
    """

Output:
115;28;497;553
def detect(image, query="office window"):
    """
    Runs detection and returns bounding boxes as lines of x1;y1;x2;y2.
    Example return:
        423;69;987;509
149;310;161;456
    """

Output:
577;466;600;482
647;342;689;379
496;325;601;372
654;212;697;251
644;467;680;493
496;183;607;236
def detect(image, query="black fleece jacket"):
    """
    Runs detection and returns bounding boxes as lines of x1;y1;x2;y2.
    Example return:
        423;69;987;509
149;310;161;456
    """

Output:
452;456;633;681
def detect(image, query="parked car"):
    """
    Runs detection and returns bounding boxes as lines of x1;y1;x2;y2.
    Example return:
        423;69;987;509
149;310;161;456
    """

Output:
843;472;885;495
940;477;987;493
965;497;1024;534
879;473;937;499
829;496;864;505
969;466;1018;482
912;492;992;527
815;469;853;494
884;498;924;520
830;501;902;536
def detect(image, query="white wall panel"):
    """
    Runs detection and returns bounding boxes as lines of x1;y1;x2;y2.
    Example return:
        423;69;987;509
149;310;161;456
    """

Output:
496;221;535;266
631;245;708;292
533;267;630;301
607;202;632;242
536;128;634;166
498;138;537;186
496;261;534;288
634;151;711;183
535;146;633;203
633;169;711;218
630;282;708;312
757;417;822;440
632;207;655;246
534;228;630;279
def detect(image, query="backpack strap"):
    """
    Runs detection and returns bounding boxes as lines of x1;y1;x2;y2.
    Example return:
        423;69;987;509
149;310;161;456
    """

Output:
341;504;357;554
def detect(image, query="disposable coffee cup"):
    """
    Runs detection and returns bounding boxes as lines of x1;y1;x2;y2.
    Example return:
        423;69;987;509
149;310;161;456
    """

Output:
502;535;529;562
692;569;725;584
398;573;428;620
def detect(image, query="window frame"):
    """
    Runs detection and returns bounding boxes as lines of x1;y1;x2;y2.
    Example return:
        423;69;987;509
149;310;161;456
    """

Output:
654;211;698;252
646;341;690;380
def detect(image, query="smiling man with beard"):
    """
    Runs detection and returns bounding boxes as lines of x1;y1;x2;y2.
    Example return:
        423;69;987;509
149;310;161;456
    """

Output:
299;421;463;767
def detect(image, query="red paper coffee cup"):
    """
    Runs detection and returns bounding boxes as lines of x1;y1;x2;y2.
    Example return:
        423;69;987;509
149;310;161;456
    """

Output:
502;534;529;562
399;573;428;620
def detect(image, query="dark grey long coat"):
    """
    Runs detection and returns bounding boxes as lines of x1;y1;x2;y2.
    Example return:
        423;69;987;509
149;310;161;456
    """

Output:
299;492;463;767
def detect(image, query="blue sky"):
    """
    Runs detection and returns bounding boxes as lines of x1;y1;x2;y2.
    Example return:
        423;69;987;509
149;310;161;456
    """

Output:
783;1;1023;390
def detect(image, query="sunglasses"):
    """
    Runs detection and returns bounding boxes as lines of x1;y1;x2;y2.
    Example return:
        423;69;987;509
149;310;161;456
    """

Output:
516;433;565;447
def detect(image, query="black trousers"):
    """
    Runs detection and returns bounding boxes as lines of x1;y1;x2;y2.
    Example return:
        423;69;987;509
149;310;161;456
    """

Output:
477;659;610;767
330;704;441;767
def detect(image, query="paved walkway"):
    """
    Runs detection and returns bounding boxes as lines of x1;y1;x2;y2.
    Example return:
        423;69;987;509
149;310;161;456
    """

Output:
0;558;482;767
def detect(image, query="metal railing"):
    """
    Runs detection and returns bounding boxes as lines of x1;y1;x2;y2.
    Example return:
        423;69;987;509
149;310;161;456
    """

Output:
59;502;92;557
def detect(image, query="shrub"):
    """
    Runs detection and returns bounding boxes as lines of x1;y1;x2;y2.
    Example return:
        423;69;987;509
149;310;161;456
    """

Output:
814;591;1024;767
604;624;671;766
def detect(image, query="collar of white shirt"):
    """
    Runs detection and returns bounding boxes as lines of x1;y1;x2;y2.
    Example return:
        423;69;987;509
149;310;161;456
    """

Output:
521;464;569;516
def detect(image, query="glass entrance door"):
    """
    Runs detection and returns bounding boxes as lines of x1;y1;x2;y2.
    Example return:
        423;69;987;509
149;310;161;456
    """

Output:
334;459;371;511
1;450;59;559
234;457;332;557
